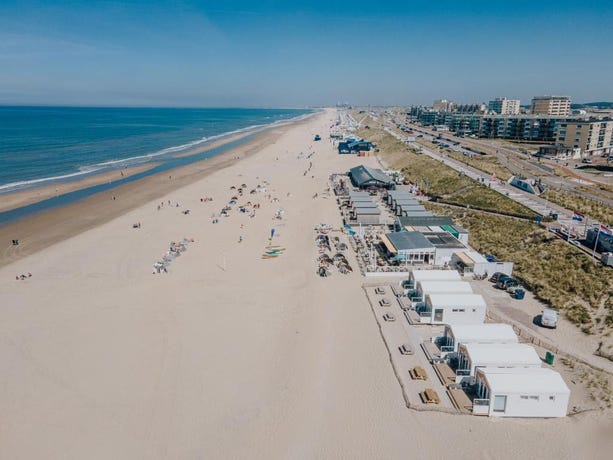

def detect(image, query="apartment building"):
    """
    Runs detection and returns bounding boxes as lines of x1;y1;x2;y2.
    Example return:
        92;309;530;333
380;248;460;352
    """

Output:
531;96;571;116
488;98;520;115
555;120;613;157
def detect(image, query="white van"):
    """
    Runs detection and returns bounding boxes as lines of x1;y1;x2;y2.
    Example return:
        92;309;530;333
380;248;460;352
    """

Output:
541;309;558;329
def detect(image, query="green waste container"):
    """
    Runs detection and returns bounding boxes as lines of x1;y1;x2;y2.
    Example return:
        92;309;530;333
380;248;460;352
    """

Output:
545;351;555;365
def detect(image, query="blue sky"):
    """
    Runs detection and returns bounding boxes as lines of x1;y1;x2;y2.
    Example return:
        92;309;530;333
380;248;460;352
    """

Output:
0;0;611;107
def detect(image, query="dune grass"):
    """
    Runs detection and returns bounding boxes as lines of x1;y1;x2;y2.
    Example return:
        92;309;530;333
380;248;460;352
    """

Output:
433;207;613;335
542;188;613;225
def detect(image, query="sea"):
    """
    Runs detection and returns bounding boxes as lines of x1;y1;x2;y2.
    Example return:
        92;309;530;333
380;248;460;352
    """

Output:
0;106;312;195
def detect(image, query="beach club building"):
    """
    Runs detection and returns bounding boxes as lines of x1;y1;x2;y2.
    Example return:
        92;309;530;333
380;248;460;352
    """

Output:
473;368;570;418
348;165;395;189
418;293;487;325
436;323;518;356
380;232;436;265
455;343;542;383
410;280;473;305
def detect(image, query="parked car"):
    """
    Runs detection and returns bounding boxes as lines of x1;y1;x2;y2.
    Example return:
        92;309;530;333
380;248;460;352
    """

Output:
497;277;520;290
489;272;505;283
399;343;414;355
540;309;558;329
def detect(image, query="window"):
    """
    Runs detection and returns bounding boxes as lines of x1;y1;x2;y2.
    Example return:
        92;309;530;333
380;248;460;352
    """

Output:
549;396;555;401
459;309;465;312
493;395;507;412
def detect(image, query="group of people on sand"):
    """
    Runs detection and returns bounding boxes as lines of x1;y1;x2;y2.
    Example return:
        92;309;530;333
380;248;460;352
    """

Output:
15;273;32;281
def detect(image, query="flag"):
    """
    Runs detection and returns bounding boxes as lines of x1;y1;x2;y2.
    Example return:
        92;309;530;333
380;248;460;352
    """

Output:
599;224;612;235
572;211;584;222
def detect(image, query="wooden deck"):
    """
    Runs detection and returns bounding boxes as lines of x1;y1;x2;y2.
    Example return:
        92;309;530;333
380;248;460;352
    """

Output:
433;362;457;386
420;341;441;363
447;389;473;414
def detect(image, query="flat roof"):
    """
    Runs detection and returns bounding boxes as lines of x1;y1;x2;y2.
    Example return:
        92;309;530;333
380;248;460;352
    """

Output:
388;191;414;198
426;293;486;309
462;250;487;264
398;216;454;227
352;202;378;208
404;211;433;217
447;324;517;343
354;207;381;215
417;280;473;294
350;196;375;202
423;232;466;249
461;343;541;366
478;368;570;395
386;231;435;252
411;269;461;282
347;190;370;197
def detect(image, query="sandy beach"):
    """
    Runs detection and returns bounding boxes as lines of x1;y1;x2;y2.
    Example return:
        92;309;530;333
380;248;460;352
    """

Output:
0;109;611;459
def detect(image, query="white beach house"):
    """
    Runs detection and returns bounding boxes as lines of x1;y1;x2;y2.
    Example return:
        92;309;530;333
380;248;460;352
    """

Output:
437;323;518;357
418;293;487;325
472;368;570;418
410;280;473;305
455;343;542;383
405;268;461;289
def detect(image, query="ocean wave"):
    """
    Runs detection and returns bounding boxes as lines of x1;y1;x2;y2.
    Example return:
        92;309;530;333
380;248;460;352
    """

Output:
0;110;316;194
0;167;107;193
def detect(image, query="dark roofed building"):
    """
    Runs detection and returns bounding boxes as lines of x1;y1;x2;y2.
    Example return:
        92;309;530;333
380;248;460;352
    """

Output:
380;231;435;264
338;140;374;154
349;165;395;189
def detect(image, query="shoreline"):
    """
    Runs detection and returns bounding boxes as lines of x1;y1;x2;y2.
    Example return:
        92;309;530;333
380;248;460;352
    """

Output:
0;114;312;267
0;111;316;215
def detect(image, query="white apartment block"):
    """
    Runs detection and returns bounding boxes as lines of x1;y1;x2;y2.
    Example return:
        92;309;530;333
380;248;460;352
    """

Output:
488;98;520;115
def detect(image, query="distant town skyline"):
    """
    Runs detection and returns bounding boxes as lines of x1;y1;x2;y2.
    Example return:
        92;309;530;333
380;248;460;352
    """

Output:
1;0;612;107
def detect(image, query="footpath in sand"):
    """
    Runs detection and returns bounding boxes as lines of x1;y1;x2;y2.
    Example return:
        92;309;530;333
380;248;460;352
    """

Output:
0;110;611;459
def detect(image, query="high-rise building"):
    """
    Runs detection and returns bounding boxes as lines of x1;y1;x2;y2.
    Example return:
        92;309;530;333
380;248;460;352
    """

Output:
488;98;520;115
531;96;571;116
